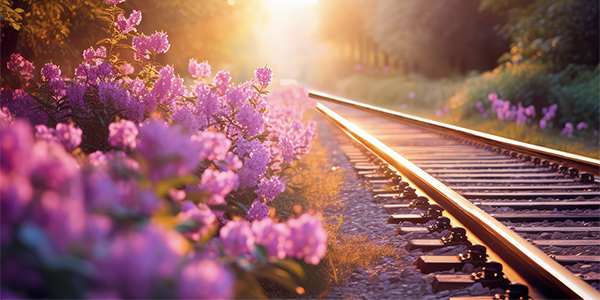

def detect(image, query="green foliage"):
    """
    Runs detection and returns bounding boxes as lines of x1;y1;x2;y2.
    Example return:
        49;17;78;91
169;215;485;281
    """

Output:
481;0;599;70
452;61;600;131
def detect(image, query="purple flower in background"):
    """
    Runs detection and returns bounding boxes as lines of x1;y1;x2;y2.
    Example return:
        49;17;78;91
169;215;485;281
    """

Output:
539;119;547;129
199;169;239;205
353;64;363;72
237;140;270;188
0;88;47;125
214;69;231;95
251;218;290;259
226;86;247;109
171;102;199;132
194;82;221;128
435;110;442;117
177;201;216;241
55;123;82;152
109;120;139;150
254;66;273;87
188;59;211;79
41;63;61;81
443;105;450;114
487;92;498;102
178;259;235;300
255;176;286;202
524;105;535;117
576;122;588;131
285;213;327;265
560;122;574;138
219;220;254;257
35;125;59;143
408;91;415;99
279;136;293;164
246;199;270;221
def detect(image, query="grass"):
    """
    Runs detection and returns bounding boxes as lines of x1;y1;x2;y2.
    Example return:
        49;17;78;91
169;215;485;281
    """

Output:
325;73;599;159
268;132;397;297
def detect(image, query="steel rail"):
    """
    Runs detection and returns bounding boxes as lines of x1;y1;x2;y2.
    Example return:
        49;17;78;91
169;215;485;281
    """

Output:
314;102;600;300
309;90;600;176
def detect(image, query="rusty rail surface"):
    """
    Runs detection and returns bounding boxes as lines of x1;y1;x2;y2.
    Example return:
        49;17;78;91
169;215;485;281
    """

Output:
310;90;600;176
313;98;600;300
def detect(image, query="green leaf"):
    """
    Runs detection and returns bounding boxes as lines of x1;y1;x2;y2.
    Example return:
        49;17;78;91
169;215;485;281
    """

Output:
154;174;201;198
273;259;305;280
174;219;202;233
255;266;302;294
251;243;269;265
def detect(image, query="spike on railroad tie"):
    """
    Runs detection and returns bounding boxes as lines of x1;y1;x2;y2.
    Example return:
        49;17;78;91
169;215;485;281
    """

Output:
395;216;451;235
568;168;579;178
405;227;471;252
413;244;489;274
532;157;541;165
431;261;510;292
541;160;550;167
510;151;518;158
580;172;595;184
484;145;493;151
387;204;444;225
559;165;569;174
503;150;511;156
523;155;532;162
548;163;559;172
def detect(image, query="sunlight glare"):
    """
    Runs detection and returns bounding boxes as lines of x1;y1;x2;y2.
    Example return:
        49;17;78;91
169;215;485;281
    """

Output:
261;0;318;15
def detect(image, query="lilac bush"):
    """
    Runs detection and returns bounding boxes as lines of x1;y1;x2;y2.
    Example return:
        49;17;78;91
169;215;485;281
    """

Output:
0;0;326;298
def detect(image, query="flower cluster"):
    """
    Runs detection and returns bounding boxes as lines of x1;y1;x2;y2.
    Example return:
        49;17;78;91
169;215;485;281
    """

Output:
1;0;325;297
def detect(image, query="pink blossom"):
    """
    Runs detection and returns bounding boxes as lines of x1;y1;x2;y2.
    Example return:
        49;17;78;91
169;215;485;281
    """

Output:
194;131;231;161
408;91;415;99
236;104;265;137
487;92;498;102
118;63;134;75
188;59;211;79
251;218;290;259
41;63;61;81
435;110;442;117
104;0;124;5
115;10;142;33
213;69;231;95
443;105;450;114
151;66;185;106
246;199;270;221
217;152;243;171
219;220;254;257
168;188;186;201
108;120;139;150
285;213;327;265
6;53;35;80
353;64;363;72
177;259;234;299
254;66;273;87
132;32;170;60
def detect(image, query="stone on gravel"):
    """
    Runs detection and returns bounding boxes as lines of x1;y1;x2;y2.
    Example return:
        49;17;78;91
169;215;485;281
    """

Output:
388;276;401;283
368;273;383;283
540;232;552;239
461;263;475;273
400;269;412;278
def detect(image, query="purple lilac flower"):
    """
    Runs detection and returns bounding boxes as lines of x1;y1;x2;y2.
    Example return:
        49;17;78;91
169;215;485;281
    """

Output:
0;107;14;124
194;131;231;161
171;102;199;132
219;220;254;257
35;125;58;143
93;224;180;299
560;122;574;138
109;120;139;150
237;139;270;188
577;122;588;131
104;0;124;5
256;176;286;202
6;53;35;80
0;88;48;125
188;59;211;79
213;69;231;95
475;101;484;113
177;201;216;241
443;105;450;114
132;32;170;60
151;66;186;106
539;119;547;129
254;66;273;87
236;104;265;137
199;169;239;205
41;63;61;81
136;121;201;182
279;136;294;164
226;86;247;109
285;213;327;265
194;82;221;128
246;199;270;221
65;81;85;108
178;259;235;300
99;81;145;121
55;123;82;152
251;218;290;259
115;10;142;33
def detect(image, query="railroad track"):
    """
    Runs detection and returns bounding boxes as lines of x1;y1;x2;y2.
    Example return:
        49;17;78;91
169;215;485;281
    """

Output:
310;90;600;300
